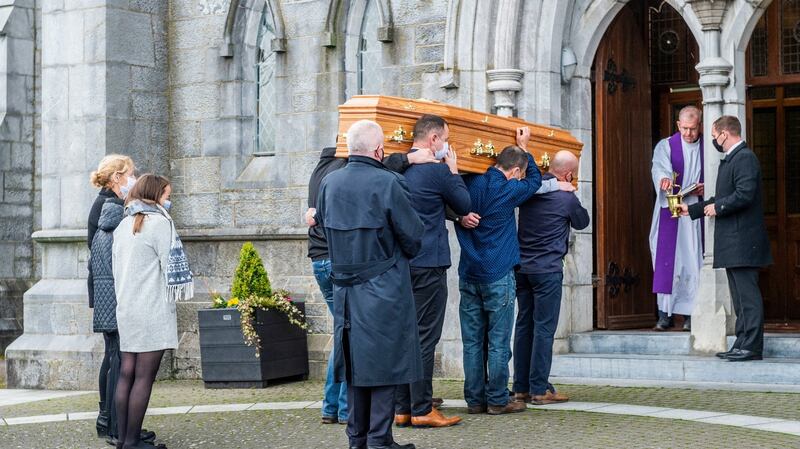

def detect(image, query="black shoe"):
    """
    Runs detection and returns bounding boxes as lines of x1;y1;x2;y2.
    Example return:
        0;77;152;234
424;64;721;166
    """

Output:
141;429;156;443
715;348;739;359
367;443;416;449
96;402;110;437
321;415;338;424
110;431;156;447
653;317;673;331
726;349;762;362
350;446;366;449
682;316;691;331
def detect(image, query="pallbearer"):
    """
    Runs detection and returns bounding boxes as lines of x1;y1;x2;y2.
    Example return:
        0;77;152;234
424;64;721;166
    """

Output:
649;106;705;331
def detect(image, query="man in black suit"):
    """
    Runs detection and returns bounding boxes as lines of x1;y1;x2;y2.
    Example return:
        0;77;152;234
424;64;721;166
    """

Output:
680;115;772;362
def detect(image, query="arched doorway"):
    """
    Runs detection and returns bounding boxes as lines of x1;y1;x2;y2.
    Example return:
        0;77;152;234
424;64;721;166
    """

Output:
745;0;800;328
593;0;701;329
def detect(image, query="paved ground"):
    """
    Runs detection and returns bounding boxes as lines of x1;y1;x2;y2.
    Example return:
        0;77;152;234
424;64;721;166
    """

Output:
2;380;800;448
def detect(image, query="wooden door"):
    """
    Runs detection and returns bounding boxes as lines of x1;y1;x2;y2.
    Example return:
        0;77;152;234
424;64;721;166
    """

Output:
594;3;656;329
747;86;800;323
745;0;800;324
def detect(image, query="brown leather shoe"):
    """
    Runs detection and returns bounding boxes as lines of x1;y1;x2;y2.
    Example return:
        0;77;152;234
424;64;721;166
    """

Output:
532;390;569;405
394;413;411;427
411;408;462;428
513;392;531;403
432;397;443;409
467;404;487;414
487;401;527;415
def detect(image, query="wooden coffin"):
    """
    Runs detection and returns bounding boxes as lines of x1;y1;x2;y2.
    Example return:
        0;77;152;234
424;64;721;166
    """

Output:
335;95;583;177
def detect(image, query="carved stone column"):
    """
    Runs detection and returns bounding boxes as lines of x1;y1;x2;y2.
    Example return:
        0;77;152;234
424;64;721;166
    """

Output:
686;0;735;354
487;0;523;117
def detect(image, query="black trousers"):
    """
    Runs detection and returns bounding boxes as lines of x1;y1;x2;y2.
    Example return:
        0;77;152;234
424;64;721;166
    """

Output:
347;385;395;447
102;331;121;437
395;267;447;417
726;267;764;353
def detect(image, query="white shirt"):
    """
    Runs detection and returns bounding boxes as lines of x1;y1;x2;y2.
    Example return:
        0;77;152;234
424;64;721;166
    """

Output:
724;140;745;156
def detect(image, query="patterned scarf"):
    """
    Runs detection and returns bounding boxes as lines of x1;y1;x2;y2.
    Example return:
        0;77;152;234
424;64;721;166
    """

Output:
125;200;194;302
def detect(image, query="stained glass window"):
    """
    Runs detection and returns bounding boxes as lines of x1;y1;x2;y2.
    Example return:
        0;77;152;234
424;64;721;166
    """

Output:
786;107;800;213
750;14;768;77
782;0;800;74
357;1;382;95
752;108;778;215
648;1;695;85
256;4;277;155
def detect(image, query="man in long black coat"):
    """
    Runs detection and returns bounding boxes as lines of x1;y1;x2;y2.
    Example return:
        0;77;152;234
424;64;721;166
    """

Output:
681;115;772;362
317;119;424;449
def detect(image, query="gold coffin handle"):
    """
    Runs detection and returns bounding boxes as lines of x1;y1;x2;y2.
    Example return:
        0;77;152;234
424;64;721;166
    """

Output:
385;125;414;143
539;152;551;170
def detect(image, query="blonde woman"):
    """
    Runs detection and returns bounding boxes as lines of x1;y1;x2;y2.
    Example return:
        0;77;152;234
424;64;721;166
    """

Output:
113;174;193;449
88;154;153;444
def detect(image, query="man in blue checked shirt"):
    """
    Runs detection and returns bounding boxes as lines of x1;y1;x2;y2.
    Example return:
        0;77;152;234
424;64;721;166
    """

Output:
454;127;546;415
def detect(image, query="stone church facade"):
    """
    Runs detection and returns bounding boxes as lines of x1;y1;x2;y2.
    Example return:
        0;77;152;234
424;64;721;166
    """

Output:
1;0;792;389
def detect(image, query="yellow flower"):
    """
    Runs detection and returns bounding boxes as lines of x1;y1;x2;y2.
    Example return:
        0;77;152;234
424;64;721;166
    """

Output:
227;297;240;307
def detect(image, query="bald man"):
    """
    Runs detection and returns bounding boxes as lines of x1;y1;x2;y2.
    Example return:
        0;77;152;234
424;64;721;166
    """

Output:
512;150;589;405
649;106;705;332
317;119;423;449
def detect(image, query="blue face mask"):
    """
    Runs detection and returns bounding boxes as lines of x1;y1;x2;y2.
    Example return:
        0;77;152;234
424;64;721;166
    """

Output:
162;200;172;211
434;142;449;160
119;176;136;199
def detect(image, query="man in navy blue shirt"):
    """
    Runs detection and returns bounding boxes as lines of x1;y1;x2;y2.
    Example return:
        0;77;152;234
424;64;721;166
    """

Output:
455;128;542;415
512;151;589;406
394;115;470;429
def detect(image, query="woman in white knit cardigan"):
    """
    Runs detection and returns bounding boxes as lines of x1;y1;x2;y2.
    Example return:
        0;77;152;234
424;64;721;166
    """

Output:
113;174;193;449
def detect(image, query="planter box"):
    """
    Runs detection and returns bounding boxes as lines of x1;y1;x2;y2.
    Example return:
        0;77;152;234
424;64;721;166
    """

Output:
198;303;309;389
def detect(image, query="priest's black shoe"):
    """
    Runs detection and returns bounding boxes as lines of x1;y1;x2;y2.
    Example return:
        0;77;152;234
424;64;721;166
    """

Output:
367;442;416;449
350;446;366;449
715;348;739;359
726;350;762;362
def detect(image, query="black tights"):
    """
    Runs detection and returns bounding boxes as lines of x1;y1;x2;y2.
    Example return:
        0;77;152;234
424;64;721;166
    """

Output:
115;350;164;447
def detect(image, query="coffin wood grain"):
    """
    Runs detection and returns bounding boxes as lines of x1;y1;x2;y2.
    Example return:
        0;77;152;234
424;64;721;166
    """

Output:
335;95;583;177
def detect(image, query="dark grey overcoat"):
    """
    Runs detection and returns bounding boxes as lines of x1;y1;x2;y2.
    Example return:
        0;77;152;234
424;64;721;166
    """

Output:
689;142;772;268
317;156;424;387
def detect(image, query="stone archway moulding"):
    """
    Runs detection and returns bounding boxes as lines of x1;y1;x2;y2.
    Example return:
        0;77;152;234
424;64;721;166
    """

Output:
570;0;705;79
221;0;288;56
322;0;394;47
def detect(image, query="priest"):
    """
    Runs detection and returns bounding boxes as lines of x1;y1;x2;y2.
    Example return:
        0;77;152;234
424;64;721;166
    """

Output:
649;106;705;331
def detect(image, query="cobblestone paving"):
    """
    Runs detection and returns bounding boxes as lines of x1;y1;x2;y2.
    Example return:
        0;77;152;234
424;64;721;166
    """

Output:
4;407;800;449
4;379;800;423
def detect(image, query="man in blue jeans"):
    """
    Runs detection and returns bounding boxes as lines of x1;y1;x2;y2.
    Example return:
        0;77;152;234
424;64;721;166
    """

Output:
513;150;589;405
306;146;436;425
454;128;542;415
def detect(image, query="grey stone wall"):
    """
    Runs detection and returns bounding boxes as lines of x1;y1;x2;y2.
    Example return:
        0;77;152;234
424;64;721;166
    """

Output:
0;0;37;352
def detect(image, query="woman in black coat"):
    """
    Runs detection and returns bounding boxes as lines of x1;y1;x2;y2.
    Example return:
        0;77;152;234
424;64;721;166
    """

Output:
88;155;140;442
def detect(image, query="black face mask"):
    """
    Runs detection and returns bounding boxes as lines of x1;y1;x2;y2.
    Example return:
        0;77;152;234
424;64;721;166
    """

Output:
712;134;726;153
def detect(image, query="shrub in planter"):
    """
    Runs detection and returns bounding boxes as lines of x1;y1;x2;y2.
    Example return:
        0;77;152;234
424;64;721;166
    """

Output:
198;243;309;388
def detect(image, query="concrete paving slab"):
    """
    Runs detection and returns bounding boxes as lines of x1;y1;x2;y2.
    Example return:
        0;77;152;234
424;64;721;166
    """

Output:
189;403;255;414
66;411;98;421
0;389;92;407
697;413;786;427
145;406;192;416
588;404;672;416
643;409;729;421
530;401;614;412
248;401;317;410
747;420;800;436
5;413;67;425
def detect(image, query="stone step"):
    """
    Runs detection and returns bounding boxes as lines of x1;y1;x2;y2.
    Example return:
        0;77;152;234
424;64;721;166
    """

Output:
551;353;800;386
568;331;800;358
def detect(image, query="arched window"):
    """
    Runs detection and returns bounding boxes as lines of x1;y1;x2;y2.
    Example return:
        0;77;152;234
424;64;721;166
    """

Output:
357;0;382;94
256;3;277;155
